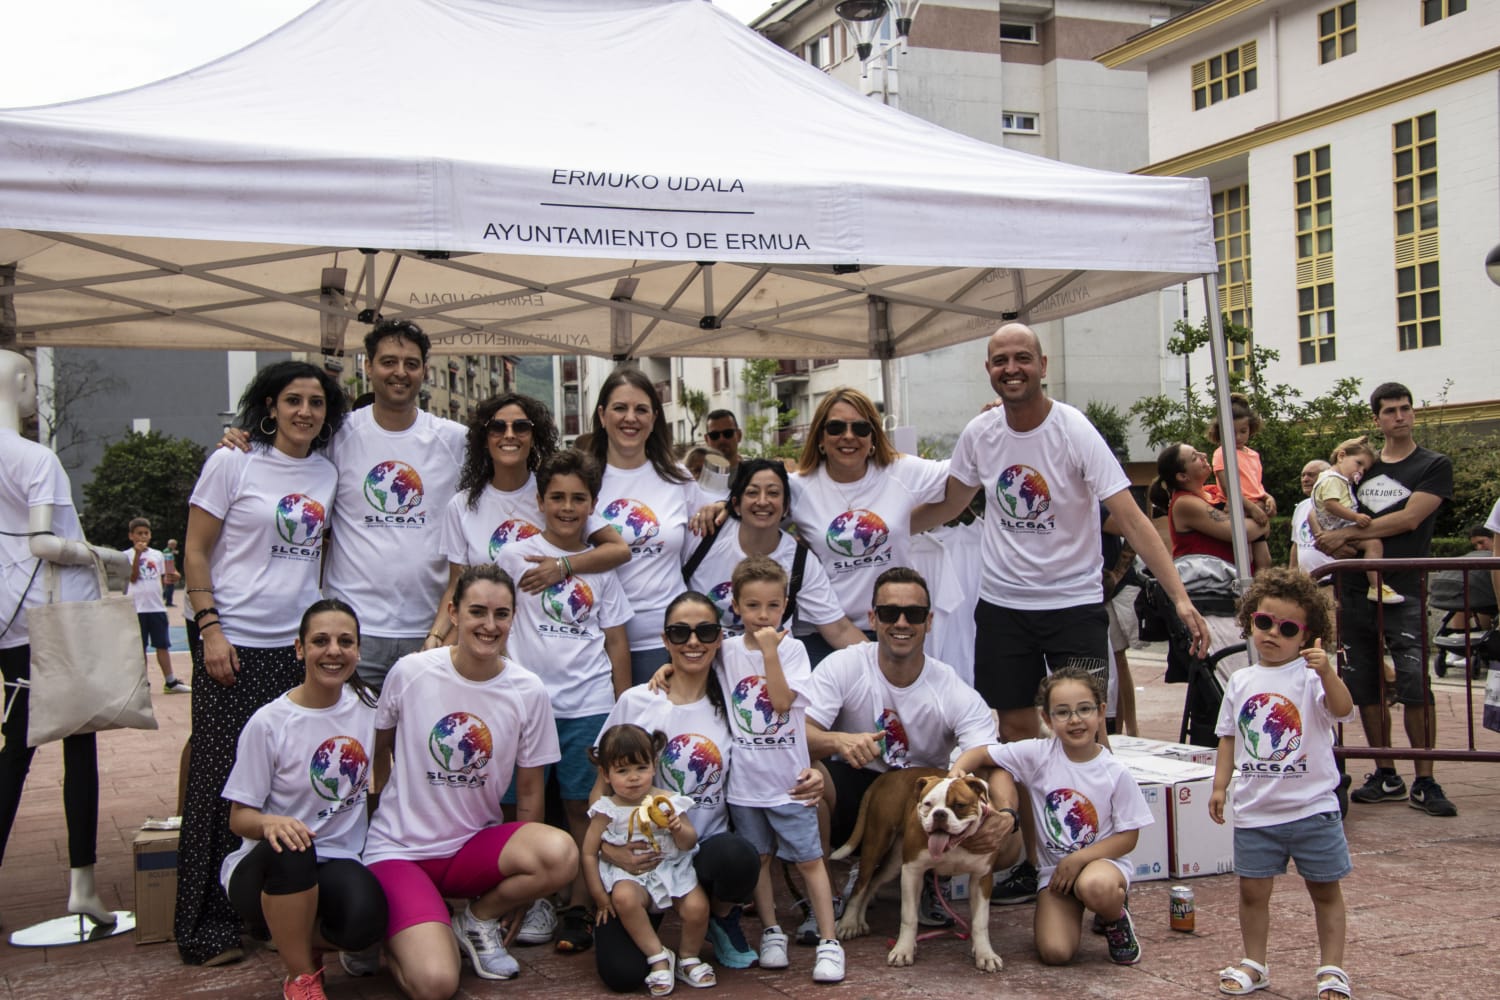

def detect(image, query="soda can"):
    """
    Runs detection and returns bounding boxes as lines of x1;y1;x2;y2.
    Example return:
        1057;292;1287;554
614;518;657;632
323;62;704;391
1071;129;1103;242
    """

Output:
1169;885;1195;932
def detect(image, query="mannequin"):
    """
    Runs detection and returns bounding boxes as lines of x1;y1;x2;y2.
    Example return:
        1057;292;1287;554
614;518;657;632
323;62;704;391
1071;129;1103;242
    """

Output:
0;350;126;927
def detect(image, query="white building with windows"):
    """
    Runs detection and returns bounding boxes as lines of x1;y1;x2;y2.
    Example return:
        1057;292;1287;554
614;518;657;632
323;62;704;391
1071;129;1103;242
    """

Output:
1099;0;1500;420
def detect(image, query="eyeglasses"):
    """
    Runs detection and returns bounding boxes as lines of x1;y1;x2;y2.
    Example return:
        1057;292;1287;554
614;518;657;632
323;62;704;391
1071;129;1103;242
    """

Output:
1049;703;1100;722
706;428;739;442
873;604;930;625
824;419;874;439
663;622;723;645
1251;612;1306;638
486;418;534;437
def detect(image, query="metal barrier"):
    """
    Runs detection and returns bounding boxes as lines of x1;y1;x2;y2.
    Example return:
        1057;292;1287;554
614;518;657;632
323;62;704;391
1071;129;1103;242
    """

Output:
1312;556;1500;764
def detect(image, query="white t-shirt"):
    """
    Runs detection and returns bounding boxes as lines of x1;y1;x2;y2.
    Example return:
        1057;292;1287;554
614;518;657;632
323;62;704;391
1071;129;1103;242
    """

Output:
1290;498;1332;577
122;546;168;614
496;534;631;719
907;522;983;685
219;686;377;889
949;403;1130;610
805;643;997;771
599;463;711;650
600;685;734;840
789;456;949;621
363;648;560;864
717;633;813;808
686;527;845;638
983;737;1153;890
323;408;467;638
1214;657;1355;828
0;430;98;650
438;475;610;570
188;446;338;648
1486;497;1500;536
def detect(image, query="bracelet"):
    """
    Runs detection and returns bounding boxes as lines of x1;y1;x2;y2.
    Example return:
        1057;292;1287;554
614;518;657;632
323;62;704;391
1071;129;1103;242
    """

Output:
198;620;222;635
428;632;446;642
186;587;213;594
994;806;1020;831
193;606;221;624
561;555;574;578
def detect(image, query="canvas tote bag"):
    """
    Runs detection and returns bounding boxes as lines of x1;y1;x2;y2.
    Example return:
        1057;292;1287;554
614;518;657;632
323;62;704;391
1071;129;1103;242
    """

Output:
23;549;157;748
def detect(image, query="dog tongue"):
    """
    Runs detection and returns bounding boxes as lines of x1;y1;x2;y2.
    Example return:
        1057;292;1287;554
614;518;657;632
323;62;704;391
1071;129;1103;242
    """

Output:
928;831;952;858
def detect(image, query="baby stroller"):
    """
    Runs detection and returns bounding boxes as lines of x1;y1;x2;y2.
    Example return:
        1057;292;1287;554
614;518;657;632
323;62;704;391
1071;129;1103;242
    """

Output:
1428;556;1499;679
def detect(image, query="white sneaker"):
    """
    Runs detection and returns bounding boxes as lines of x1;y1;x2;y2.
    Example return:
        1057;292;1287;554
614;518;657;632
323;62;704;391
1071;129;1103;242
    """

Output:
812;939;845;983
452;905;520;980
758;926;789;969
337;943;381;977
516;898;556;945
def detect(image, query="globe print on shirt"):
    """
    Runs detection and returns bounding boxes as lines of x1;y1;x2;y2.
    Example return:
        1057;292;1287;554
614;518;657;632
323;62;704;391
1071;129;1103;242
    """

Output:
708;581;742;630
363;460;424;514
602;498;660;548
875;708;909;767
309;735;371;803
1043;787;1100;852
1237;693;1304;762
658;733;724;801
429;712;493;773
488;519;540;560
276;494;328;546
730;675;791;736
825;508;889;558
994;465;1052;523
543;577;595;626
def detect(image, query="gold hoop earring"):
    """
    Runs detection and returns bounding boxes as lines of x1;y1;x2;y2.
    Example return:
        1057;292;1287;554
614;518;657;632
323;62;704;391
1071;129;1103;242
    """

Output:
259;416;276;435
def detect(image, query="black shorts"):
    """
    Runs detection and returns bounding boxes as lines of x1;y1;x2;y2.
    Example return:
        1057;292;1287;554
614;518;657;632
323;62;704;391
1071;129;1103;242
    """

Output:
973;599;1110;711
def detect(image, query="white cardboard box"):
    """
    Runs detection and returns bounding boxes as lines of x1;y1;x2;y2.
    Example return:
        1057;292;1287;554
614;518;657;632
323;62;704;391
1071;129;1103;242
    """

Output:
1128;777;1172;882
1121;756;1234;879
1110;735;1217;766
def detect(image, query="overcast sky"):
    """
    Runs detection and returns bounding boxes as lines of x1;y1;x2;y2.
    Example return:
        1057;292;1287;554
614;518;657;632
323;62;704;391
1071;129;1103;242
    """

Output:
0;0;774;107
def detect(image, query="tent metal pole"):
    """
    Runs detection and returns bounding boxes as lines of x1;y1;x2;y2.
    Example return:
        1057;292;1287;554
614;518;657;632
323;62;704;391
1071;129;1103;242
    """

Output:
1201;273;1254;587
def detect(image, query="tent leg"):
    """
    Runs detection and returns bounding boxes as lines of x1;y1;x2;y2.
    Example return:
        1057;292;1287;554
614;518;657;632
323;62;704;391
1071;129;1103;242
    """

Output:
1200;274;1255;589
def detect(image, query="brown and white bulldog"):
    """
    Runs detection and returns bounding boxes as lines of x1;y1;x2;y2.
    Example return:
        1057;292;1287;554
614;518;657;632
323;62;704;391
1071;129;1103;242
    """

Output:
831;767;1019;972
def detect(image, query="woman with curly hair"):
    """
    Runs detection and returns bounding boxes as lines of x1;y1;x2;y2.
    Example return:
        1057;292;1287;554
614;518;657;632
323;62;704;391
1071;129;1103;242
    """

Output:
177;360;347;966
429;393;628;649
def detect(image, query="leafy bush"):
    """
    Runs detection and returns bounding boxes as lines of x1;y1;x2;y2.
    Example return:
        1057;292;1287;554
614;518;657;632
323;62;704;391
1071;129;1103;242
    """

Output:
82;431;207;549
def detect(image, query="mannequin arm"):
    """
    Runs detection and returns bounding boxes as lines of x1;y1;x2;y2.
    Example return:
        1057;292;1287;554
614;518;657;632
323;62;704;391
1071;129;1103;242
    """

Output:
27;504;127;570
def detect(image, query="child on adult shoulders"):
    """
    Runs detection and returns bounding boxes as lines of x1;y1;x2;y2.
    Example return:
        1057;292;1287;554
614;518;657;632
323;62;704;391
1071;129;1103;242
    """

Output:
1210;567;1356;1000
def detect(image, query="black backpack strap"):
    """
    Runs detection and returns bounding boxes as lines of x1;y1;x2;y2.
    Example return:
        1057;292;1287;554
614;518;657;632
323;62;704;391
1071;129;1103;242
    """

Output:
782;535;810;627
681;529;718;586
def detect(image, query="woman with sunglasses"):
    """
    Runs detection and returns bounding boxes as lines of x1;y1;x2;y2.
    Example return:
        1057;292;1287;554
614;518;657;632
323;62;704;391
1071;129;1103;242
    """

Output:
588;370;718;685
591;593;825;987
788;389;949;663
429;393;628;650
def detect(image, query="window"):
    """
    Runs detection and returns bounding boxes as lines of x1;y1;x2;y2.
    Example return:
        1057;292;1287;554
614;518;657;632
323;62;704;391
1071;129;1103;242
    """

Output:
999;22;1037;43
1212;185;1253;374
1422;0;1466;25
1393;112;1440;350
1318;3;1356;63
1192;41;1258;110
1001;111;1039;134
1294;147;1336;365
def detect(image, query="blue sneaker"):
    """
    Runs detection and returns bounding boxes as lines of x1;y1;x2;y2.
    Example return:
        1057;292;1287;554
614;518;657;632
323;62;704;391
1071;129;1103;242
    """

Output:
706;906;757;969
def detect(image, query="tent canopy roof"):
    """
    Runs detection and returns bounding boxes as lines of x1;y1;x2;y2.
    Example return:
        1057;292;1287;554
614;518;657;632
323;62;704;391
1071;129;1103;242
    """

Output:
0;0;1215;358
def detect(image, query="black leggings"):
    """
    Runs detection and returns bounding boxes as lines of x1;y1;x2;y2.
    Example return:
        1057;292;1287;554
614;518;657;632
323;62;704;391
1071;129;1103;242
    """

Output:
0;644;98;868
594;832;759;992
225;840;387;952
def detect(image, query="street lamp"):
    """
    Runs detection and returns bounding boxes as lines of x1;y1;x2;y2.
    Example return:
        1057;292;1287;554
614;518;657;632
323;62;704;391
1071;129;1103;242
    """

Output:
1486;243;1500;287
834;0;921;64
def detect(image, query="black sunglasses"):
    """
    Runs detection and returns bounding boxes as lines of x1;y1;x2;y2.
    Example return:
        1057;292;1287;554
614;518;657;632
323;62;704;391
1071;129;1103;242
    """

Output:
706;428;739;442
1251;612;1305;638
824;419;874;438
873;604;930;625
486;418;534;436
663;622;723;645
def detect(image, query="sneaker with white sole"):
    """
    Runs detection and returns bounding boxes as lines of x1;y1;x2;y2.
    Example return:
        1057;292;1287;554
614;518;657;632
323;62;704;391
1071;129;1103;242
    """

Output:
452;905;520;980
758;926;789;970
812;939;845;983
1101;907;1141;965
993;859;1038;905
1350;769;1406;804
337;944;381;977
282;969;328;1000
516;898;556;945
1409;776;1458;816
164;677;192;694
795;904;820;946
918;875;955;927
706;906;757;969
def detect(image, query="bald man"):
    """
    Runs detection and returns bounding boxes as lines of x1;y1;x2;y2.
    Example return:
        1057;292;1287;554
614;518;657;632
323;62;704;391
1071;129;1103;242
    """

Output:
1289;459;1332;574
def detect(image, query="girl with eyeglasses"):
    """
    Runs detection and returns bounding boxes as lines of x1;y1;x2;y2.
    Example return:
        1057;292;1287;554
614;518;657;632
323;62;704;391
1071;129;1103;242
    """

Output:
429;393;628;654
950;665;1153;969
788;388;949;663
1208;568;1354;1000
590;593;825;989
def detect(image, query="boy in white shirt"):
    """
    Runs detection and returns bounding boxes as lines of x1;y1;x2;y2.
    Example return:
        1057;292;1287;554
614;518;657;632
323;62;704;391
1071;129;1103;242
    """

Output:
721;556;844;984
122;517;188;693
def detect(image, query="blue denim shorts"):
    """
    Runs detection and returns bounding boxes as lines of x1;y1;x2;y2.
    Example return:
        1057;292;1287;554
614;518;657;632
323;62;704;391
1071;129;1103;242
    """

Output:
1233;811;1351;881
501;713;607;804
729;802;822;863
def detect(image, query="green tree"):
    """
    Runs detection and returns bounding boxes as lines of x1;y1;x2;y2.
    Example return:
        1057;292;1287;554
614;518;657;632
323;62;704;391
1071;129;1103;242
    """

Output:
82;431;207;549
738;359;799;459
680;386;709;442
1083;401;1130;462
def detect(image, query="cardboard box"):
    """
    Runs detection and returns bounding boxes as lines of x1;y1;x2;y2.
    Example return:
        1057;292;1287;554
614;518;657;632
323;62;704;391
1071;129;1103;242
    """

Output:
1110;735;1217;766
1128;776;1172;882
1121;756;1234;879
133;828;179;943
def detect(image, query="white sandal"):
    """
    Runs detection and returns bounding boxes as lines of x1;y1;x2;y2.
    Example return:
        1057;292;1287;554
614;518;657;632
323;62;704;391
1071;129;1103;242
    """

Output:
1218;958;1270;995
645;949;677;997
675;956;717;988
1315;965;1352;1000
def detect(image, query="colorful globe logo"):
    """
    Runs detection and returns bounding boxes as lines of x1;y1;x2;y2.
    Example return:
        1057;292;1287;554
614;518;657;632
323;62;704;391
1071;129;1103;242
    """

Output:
876;708;909;768
659;733;724;799
1237;692;1304;762
825;508;889;558
730;675;789;736
1295;516;1315;546
1043;788;1100;849
309;735;370;803
363;460;424;514
995;465;1051;522
428;712;493;773
602;498;661;548
488;518;540;559
275;494;327;546
708;581;741;630
543;577;595;626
